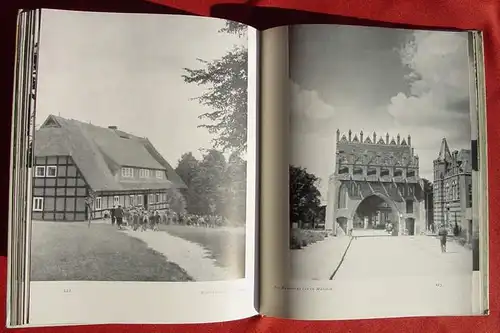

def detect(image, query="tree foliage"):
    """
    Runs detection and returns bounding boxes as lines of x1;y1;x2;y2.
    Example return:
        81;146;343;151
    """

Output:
182;20;248;155
222;152;247;223
174;149;247;224
175;152;205;214
289;165;323;228
166;188;187;214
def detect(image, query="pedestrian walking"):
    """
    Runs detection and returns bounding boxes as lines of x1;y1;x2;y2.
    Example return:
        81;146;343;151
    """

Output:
115;205;124;230
110;205;116;225
438;224;448;253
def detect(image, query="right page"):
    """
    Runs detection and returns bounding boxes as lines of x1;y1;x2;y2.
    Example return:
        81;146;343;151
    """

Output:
260;24;488;320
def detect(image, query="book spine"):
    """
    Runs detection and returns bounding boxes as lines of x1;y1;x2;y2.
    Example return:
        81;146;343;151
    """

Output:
6;8;42;328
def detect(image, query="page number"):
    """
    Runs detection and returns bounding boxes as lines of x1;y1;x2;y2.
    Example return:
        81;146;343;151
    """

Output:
435;283;443;287
63;288;72;293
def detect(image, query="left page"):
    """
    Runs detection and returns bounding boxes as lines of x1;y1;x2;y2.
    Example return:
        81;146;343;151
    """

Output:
12;8;258;327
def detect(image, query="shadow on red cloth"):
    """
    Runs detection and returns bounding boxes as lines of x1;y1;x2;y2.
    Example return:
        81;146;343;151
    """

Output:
210;4;466;31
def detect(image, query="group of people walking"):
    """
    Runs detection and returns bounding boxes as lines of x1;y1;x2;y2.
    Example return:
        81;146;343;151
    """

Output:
108;205;161;231
105;205;232;231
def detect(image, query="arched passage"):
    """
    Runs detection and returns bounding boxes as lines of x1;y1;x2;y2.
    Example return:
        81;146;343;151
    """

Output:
352;194;401;235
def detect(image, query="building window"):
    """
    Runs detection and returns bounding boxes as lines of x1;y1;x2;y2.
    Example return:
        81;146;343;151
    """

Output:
408;184;414;196
137;195;143;206
139;169;151;178
46;166;57;177
95;197;102;210
406;200;413;213
156;193;160;202
156;170;163;179
33;197;43;211
468;184;472;207
122;167;133;178
353;167;363;175
338;184;348;209
149;194;155;204
35;166;45;177
445;183;450;201
113;196;119;206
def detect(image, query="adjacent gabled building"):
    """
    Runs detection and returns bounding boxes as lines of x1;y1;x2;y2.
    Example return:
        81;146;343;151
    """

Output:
433;138;473;241
32;115;187;221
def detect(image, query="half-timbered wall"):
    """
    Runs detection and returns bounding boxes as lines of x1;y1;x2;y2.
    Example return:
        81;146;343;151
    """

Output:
33;155;173;221
32;155;88;221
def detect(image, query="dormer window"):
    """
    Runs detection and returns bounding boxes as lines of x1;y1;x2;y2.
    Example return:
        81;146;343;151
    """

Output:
140;169;150;178
122;167;133;178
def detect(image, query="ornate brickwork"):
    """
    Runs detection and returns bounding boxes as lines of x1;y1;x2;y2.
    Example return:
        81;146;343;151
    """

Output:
326;129;426;236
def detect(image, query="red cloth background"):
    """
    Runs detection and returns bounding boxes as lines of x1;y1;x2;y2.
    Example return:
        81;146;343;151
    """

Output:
1;0;499;332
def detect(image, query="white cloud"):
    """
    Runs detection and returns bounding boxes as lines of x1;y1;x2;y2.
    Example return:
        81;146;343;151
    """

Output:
290;81;336;120
386;31;471;179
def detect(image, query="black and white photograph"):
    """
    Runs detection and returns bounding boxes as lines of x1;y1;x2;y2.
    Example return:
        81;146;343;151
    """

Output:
288;25;477;316
30;10;250;283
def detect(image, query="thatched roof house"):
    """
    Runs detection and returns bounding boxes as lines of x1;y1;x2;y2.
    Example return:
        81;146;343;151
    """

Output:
32;115;186;221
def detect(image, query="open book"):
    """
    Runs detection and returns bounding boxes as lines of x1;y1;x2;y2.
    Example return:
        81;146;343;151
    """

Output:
7;8;489;328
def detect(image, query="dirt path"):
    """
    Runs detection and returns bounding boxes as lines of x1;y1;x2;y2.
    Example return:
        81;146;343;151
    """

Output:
121;229;232;281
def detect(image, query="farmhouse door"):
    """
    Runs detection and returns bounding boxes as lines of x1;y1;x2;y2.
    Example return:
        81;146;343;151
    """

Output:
144;194;148;209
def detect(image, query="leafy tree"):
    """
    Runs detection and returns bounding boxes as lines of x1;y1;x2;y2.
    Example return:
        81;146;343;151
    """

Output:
289;165;322;229
165;188;187;214
182;21;248;155
175;148;247;222
223;152;247;224
175;152;205;214
197;149;227;215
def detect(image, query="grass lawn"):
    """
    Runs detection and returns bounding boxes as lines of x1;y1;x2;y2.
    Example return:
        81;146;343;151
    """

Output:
159;225;246;278
30;222;193;282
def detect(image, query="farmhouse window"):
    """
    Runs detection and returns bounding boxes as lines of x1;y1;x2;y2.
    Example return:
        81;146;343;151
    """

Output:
113;196;119;206
95;197;102;210
129;195;135;206
121;167;133;178
140;169;151;178
156;193;160;202
35;166;45;177
46;166;57;177
156;170;163;179
33;197;43;211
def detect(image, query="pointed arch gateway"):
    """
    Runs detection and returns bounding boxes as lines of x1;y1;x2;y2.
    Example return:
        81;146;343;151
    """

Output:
352;193;402;235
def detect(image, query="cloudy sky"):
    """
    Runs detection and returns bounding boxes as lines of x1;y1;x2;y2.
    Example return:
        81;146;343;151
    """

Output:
289;25;472;202
36;9;246;166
